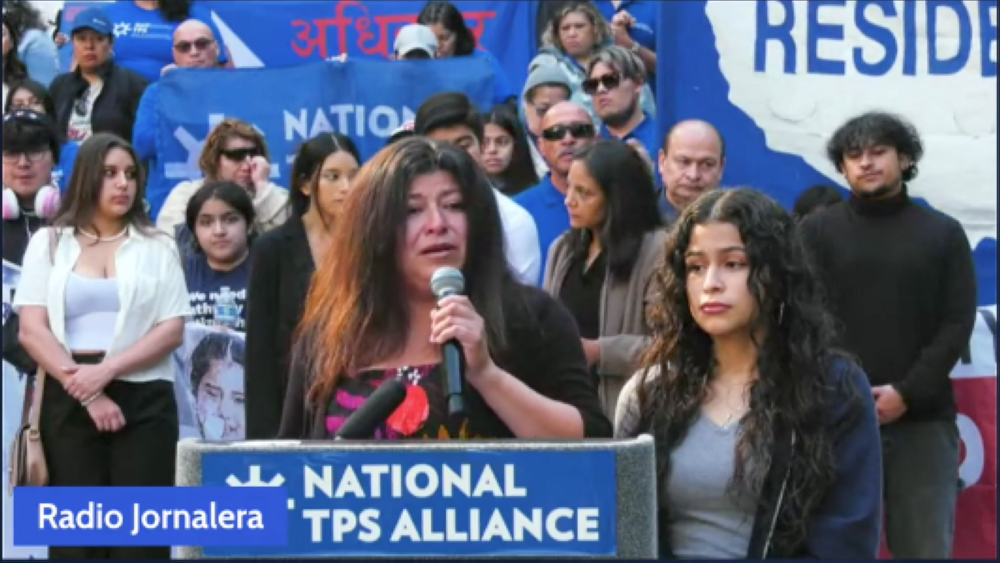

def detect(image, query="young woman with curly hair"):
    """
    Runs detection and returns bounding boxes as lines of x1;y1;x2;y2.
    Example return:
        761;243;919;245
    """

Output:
614;187;882;559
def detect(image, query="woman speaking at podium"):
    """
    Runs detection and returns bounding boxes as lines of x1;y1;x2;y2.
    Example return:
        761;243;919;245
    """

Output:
278;137;611;440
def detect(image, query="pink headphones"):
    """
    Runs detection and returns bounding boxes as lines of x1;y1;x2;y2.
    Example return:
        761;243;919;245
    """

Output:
2;184;61;221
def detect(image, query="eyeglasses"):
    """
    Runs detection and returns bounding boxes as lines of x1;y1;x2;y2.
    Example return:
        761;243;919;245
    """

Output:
541;123;595;141
581;72;623;96
2;150;50;164
174;37;215;54
220;147;261;161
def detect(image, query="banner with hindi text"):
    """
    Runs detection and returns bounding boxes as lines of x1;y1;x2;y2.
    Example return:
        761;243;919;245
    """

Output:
57;1;538;94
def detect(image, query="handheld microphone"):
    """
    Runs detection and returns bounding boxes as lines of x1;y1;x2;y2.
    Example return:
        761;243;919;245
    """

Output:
334;377;408;440
430;266;466;417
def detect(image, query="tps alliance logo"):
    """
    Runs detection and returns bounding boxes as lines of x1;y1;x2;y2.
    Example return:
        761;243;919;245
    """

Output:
224;465;295;509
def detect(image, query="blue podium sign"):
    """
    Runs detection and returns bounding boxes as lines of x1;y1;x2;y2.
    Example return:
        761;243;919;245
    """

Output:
200;449;617;557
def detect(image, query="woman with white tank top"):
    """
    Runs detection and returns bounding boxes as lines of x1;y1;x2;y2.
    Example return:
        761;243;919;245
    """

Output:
614;188;882;559
13;132;191;560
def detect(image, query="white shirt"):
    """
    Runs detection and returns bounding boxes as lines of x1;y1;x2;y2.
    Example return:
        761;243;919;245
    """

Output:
13;226;192;383
494;188;541;286
67;80;103;143
528;136;550;179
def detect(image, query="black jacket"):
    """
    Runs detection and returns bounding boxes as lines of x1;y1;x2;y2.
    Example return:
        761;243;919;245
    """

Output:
244;216;316;439
50;60;148;143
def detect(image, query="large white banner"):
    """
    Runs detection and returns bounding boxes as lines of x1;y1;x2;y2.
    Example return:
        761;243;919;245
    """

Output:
2;260;246;558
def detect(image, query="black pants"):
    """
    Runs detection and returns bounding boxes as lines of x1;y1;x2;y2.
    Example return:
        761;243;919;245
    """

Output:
41;353;179;559
881;419;961;558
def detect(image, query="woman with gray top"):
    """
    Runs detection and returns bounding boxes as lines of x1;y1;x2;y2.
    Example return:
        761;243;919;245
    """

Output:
542;139;664;417
614;188;881;558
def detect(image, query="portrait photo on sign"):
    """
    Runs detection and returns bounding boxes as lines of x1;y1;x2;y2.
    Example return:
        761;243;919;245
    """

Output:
172;324;247;441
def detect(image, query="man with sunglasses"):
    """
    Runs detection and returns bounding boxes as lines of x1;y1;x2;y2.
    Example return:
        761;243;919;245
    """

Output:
584;46;659;188
133;19;225;221
520;63;572;178
514;102;597;282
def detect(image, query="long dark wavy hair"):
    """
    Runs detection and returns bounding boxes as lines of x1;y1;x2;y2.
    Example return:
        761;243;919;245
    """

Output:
635;187;860;553
2;18;27;83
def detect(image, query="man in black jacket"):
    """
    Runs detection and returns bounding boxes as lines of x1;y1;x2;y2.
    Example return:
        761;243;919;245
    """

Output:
800;111;977;559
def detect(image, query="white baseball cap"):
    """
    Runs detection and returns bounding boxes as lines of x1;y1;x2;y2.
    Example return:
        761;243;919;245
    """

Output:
394;24;437;58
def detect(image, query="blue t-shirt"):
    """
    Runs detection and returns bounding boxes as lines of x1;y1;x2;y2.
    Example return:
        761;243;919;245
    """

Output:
593;0;657;52
182;253;251;331
53;141;78;190
599;112;662;190
468;48;515;105
103;1;230;83
514;175;571;283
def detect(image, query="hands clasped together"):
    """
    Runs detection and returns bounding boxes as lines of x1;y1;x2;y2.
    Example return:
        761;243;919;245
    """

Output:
61;362;126;433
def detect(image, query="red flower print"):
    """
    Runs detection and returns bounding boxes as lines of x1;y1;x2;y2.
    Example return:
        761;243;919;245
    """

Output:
387;383;429;436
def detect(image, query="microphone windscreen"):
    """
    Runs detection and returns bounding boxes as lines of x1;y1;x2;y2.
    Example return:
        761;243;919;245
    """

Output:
430;266;465;299
334;377;408;440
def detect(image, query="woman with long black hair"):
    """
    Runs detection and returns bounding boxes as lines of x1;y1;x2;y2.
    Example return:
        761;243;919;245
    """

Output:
615;188;881;558
543;139;664;417
244;132;360;439
2;16;28;101
278;136;610;441
1;1;59;87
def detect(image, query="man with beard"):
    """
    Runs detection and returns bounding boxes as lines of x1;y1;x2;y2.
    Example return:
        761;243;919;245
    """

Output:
514;101;596;282
657;119;725;223
584;46;659;184
800;111;977;559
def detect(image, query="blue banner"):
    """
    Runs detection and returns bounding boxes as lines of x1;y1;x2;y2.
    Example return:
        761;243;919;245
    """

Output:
59;1;537;90
200;450;617;557
13;486;287;546
656;0;997;308
154;58;494;192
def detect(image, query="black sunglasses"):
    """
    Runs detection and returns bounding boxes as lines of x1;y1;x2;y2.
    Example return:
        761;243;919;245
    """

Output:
220;147;261;161
3;109;48;123
541;123;595;141
174;37;215;54
581;72;622;96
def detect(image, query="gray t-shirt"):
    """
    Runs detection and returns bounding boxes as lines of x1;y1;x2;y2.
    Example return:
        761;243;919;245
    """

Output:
615;371;757;559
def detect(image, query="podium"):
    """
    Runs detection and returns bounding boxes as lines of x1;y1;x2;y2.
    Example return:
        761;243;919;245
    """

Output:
175;436;657;559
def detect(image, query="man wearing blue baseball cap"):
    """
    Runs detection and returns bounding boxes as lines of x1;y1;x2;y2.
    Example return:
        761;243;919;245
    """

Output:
49;6;148;146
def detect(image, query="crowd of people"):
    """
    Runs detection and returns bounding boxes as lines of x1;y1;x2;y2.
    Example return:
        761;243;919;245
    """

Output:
2;0;979;560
